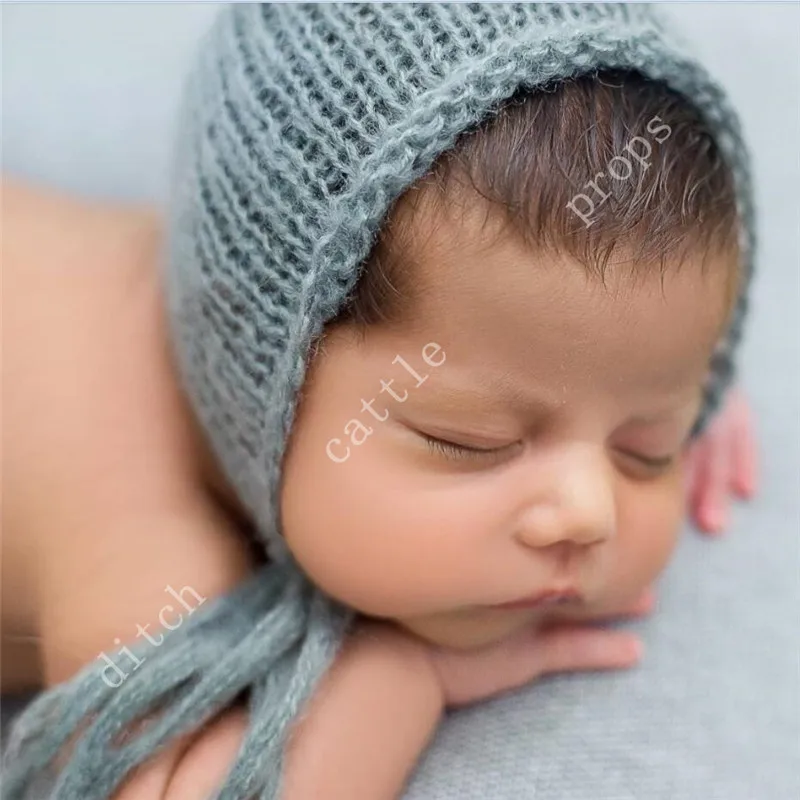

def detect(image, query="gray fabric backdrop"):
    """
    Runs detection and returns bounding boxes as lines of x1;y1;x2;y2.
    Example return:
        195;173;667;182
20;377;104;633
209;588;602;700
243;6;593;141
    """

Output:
2;3;798;798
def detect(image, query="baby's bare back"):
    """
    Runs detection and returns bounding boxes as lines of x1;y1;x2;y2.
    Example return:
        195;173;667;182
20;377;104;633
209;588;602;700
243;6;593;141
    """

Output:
1;178;253;692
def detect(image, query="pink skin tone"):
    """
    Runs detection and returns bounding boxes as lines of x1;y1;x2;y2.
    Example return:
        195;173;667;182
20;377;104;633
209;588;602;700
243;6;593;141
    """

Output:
685;385;758;535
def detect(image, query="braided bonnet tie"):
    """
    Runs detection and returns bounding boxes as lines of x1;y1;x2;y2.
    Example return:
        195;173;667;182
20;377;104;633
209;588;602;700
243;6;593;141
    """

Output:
4;558;355;798
3;3;755;798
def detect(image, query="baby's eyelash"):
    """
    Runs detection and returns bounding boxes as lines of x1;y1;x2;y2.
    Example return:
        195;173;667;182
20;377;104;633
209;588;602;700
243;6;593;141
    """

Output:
620;450;676;470
419;432;501;459
419;433;675;471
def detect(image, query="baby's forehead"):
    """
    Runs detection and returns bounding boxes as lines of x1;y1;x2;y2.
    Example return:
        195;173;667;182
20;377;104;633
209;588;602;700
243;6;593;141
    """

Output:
372;207;735;401
398;194;734;317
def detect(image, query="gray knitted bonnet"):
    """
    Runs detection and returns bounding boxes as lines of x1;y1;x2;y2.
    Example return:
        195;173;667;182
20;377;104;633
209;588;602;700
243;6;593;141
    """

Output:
5;3;754;798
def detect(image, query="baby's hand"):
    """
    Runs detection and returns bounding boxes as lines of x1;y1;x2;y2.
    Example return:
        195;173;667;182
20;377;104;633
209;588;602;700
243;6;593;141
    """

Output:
685;386;758;535
415;589;651;709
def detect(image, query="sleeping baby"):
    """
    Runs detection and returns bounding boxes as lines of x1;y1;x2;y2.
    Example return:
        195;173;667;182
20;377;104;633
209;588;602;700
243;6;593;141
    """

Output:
3;4;758;798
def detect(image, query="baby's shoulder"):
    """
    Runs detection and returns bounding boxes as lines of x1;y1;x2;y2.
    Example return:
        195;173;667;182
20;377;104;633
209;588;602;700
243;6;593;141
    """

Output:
4;177;161;299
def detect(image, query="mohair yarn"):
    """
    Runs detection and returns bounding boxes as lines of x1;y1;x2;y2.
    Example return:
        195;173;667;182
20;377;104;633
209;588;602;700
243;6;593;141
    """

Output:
4;4;755;798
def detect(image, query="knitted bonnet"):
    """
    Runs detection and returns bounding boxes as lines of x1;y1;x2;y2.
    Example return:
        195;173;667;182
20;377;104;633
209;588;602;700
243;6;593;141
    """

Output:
5;4;755;798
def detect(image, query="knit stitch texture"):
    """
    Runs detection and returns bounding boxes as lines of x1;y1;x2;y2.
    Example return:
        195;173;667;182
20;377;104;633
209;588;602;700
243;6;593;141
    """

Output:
3;4;756;798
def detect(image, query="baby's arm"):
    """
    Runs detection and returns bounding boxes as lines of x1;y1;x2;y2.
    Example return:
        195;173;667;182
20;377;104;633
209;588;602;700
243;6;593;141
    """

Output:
119;624;443;799
114;602;648;799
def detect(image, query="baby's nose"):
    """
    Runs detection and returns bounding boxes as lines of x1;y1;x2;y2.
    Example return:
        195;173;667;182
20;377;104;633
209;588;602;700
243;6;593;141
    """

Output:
515;502;614;551
514;453;616;551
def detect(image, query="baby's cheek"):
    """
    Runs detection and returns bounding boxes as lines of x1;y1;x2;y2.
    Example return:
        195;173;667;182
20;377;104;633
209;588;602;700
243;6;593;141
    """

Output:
281;426;439;618
613;470;687;597
281;446;380;610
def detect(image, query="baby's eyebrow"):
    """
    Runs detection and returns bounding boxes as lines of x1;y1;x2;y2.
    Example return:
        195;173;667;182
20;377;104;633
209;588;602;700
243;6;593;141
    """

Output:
409;374;561;416
622;387;705;425
409;372;702;422
628;409;684;424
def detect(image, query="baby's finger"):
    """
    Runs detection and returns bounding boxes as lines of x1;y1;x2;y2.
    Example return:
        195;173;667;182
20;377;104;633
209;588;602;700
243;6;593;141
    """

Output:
534;625;643;676
543;586;656;627
729;392;758;499
695;424;730;535
430;622;642;708
606;586;656;618
686;434;712;529
683;439;700;501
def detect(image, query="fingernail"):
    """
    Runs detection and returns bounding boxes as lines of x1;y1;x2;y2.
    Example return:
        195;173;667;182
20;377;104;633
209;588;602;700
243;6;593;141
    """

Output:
704;508;725;533
628;639;644;661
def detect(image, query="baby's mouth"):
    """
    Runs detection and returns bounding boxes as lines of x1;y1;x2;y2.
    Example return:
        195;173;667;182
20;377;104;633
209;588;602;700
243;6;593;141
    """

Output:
490;588;584;611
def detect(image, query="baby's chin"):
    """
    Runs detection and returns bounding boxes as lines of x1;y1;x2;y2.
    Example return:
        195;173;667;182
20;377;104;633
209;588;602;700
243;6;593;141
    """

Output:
389;605;563;651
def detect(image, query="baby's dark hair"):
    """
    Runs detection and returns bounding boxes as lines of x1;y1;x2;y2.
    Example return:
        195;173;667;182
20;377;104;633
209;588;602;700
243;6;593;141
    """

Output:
330;69;741;331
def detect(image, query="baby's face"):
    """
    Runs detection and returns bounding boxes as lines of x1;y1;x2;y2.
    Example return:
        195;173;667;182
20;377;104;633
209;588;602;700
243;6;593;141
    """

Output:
280;202;734;650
